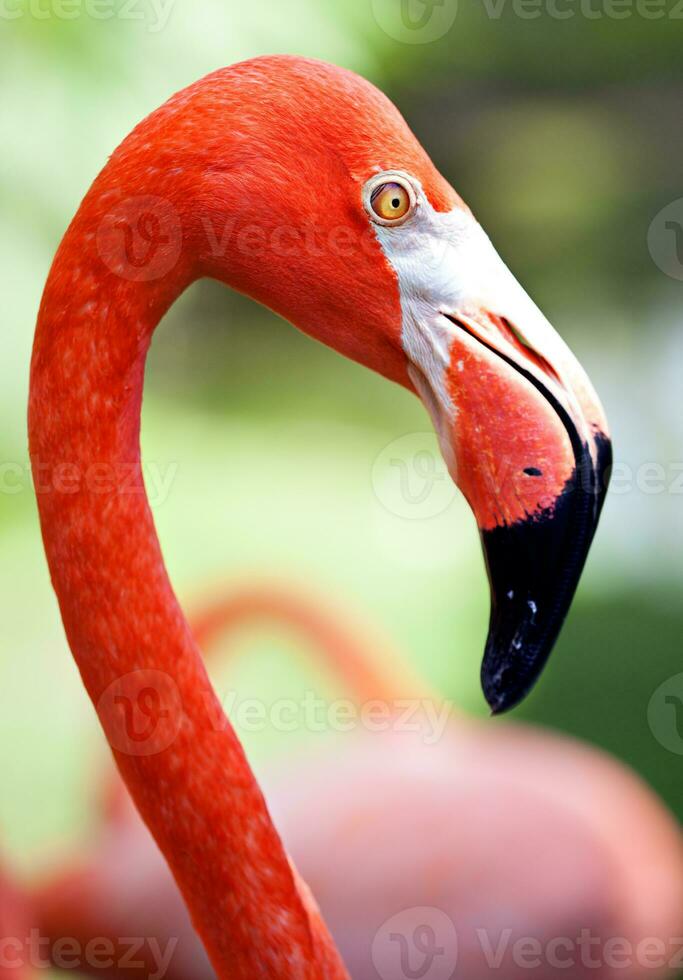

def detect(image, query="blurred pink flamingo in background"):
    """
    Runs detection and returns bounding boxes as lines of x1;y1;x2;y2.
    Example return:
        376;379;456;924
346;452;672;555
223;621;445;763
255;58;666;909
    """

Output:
32;582;683;980
0;854;34;980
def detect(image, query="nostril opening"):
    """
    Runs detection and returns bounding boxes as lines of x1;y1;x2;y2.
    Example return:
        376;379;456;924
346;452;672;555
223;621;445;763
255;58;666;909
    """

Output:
524;467;543;477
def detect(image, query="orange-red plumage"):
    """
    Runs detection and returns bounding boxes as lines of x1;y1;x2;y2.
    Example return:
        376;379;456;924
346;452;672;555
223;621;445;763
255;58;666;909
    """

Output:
28;53;622;978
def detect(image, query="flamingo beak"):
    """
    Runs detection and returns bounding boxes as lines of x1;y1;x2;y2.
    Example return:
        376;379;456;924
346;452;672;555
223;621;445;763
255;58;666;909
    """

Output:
439;309;611;714
399;218;612;713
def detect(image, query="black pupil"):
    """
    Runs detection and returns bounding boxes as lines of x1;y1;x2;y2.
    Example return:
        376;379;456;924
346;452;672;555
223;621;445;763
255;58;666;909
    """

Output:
371;182;407;217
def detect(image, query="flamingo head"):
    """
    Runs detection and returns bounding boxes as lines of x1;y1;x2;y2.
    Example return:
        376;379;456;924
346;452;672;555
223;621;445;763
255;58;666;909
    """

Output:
177;56;611;712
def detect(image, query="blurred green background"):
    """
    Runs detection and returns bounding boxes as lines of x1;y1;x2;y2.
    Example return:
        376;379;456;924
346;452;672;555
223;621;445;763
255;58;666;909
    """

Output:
1;1;683;973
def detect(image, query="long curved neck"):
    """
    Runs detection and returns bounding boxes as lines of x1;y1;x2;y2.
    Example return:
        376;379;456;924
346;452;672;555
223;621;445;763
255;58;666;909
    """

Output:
28;175;347;979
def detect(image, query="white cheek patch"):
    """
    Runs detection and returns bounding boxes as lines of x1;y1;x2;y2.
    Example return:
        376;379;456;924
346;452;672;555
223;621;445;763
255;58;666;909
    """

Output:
372;198;475;424
371;187;585;442
372;195;504;479
371;198;483;481
371;191;543;478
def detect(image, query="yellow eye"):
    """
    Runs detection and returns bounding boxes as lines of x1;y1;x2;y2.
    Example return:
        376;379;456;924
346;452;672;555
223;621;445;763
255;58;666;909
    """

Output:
370;181;411;222
363;172;417;226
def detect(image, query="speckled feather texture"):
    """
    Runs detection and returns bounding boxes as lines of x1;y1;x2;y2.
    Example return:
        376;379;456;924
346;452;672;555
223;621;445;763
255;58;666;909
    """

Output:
27;55;460;979
28;52;611;975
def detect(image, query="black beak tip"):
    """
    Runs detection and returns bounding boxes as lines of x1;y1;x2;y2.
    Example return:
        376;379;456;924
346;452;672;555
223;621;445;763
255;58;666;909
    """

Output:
478;430;612;715
481;652;534;716
487;694;516;717
479;509;570;716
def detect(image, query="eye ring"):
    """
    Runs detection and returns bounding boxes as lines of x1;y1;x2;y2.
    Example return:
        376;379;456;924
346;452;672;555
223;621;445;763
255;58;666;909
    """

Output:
363;171;418;227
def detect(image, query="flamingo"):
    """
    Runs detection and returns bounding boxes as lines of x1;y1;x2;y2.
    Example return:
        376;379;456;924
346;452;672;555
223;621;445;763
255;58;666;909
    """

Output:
32;583;683;979
27;54;655;977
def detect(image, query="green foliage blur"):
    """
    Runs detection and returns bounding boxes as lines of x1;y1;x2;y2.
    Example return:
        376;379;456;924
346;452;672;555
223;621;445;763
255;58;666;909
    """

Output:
1;2;682;972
